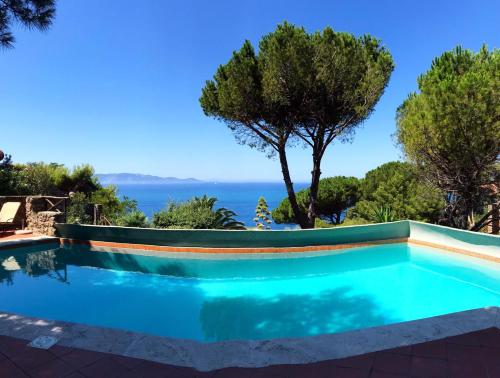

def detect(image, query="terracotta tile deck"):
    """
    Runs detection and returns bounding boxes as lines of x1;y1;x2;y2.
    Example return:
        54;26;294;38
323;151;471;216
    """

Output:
0;327;498;377
0;232;34;241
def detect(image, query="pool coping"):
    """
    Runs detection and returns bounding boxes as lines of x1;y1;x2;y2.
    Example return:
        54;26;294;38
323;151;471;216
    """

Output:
60;236;410;254
58;237;500;263
2;235;499;264
0;307;498;371
0;236;58;251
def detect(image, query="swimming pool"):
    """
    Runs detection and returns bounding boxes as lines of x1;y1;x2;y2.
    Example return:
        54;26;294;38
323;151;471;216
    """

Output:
0;242;498;342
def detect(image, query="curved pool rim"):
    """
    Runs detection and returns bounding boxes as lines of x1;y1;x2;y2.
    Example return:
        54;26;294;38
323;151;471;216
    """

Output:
0;306;498;371
55;220;500;262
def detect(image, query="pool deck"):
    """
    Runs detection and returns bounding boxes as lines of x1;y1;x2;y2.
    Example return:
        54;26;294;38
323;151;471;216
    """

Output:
0;234;57;250
0;327;499;377
1;232;499;376
0;307;499;374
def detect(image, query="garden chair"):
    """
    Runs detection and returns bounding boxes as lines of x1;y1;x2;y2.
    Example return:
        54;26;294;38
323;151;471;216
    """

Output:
0;202;21;234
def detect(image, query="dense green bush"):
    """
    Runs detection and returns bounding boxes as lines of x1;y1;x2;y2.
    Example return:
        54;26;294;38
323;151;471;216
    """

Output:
0;154;16;194
272;176;361;226
153;196;245;230
66;189;146;226
346;162;444;223
66;192;93;224
89;186;138;224
116;211;150;228
0;159;99;197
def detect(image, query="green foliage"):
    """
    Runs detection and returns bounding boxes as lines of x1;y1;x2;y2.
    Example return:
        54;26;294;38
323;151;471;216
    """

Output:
201;22;393;154
90;186;138;224
58;165;100;194
14;162;68;195
347;162;444;223
1;154;147;228
396;46;499;229
66;192;92;224
200;22;394;228
116;211;150;228
272;189;308;224
254;196;272;230
272;176;361;225
336;217;371;227
0;159;99;197
66;187;145;226
314;218;334;228
0;0;56;48
0;154;16;194
152;195;245;230
370;206;397;223
316;216;372;228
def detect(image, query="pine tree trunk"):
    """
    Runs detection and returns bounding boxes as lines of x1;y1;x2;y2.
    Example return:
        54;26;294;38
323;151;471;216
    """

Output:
336;210;342;224
278;146;308;229
466;203;475;230
307;154;322;228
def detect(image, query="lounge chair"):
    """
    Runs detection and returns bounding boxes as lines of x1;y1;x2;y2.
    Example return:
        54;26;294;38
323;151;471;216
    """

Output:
0;202;21;234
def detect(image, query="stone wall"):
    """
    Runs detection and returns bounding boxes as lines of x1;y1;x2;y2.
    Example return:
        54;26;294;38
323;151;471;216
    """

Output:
25;196;68;236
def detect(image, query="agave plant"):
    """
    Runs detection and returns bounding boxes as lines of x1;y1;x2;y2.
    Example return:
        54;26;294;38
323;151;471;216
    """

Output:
370;205;397;223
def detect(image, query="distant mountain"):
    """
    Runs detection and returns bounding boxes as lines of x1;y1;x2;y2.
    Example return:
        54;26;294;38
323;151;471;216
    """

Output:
97;173;203;185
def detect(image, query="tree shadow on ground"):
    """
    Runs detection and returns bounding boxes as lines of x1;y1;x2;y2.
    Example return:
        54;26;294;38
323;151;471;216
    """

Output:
199;287;397;341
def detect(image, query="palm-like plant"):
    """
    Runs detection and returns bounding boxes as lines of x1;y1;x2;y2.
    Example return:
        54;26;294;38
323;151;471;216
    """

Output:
153;195;245;230
191;195;218;210
191;195;245;229
1;0;56;48
213;208;246;230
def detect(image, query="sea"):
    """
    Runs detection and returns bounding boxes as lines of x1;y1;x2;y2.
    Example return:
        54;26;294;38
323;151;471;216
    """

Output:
116;182;309;230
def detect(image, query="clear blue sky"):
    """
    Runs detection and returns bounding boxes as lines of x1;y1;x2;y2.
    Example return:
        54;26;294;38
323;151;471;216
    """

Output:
1;0;498;182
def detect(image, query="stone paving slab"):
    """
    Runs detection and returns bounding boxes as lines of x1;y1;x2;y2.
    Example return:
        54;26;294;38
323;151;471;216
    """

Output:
0;327;498;377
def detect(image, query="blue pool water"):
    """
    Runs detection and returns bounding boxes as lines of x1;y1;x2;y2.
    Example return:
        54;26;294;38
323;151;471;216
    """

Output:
0;243;498;342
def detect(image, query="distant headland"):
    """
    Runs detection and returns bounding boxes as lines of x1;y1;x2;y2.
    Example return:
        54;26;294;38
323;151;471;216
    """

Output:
97;173;203;185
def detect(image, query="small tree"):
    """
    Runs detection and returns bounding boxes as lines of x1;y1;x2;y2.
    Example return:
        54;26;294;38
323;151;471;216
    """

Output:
200;25;308;227
15;162;68;195
272;176;361;225
346;162;444;223
254;196;272;229
396;46;499;229
0;153;16;194
201;22;393;228
0;0;56;48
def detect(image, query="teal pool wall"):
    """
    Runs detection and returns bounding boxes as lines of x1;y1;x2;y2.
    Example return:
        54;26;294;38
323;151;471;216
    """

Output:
54;221;500;255
409;221;500;259
55;221;409;248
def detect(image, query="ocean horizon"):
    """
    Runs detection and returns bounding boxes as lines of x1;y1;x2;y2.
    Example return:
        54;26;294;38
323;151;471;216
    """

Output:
116;182;309;229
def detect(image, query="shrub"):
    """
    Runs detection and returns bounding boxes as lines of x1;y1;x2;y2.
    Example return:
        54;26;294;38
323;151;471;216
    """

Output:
153;196;245;230
66;192;92;224
272;176;361;226
117;211;149;228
